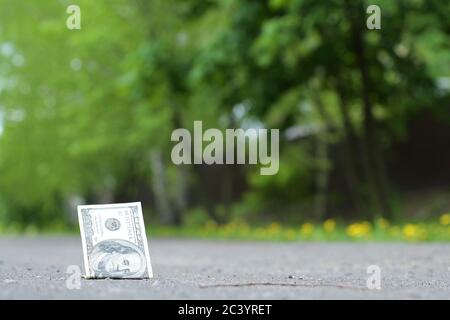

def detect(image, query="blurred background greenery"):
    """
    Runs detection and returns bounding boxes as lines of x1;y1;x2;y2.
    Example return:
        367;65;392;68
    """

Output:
0;0;449;240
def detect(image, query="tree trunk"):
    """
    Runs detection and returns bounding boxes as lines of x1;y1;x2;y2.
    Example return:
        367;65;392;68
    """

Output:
310;86;331;220
345;0;392;217
172;165;187;225
150;149;176;225
334;80;366;215
192;164;223;224
314;132;329;220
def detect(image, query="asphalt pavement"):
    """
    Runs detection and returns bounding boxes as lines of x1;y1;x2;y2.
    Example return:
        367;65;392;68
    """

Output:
0;236;449;299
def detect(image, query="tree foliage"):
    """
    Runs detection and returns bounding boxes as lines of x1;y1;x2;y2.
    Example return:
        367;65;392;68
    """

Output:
0;0;449;227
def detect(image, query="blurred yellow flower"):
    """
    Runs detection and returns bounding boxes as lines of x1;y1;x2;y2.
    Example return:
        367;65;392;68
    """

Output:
403;223;417;239
439;213;450;226
346;221;371;238
323;219;336;233
300;223;314;237
403;224;419;240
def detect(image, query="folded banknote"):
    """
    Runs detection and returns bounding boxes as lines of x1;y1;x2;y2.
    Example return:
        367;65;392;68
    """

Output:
77;202;153;279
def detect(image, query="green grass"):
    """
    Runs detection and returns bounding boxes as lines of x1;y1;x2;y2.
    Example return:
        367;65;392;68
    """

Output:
1;215;449;242
149;219;450;242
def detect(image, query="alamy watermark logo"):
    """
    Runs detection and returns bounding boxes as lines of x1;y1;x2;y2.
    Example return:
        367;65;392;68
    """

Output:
66;5;81;30
66;265;81;290
366;5;381;30
366;265;381;290
171;121;279;175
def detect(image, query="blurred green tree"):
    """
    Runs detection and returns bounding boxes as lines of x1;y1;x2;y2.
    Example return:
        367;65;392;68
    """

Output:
0;0;448;227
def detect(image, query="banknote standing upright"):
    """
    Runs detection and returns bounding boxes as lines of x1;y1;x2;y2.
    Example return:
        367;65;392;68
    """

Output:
77;202;153;279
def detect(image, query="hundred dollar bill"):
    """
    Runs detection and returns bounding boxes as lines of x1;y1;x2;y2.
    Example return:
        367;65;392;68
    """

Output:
77;202;153;279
